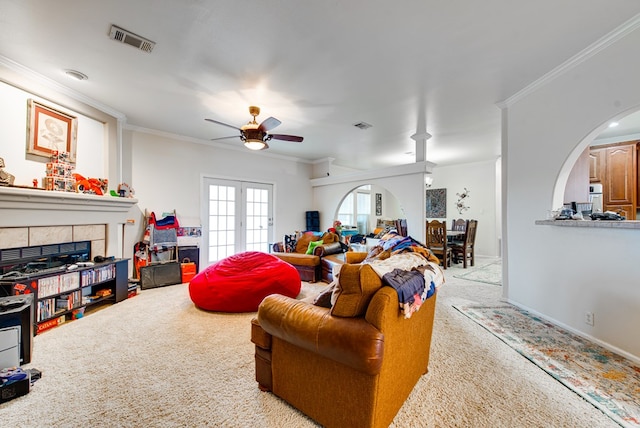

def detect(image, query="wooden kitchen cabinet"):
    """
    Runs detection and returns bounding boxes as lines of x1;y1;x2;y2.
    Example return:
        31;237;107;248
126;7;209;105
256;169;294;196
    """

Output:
589;148;605;183
604;204;634;219
590;141;638;220
604;143;636;205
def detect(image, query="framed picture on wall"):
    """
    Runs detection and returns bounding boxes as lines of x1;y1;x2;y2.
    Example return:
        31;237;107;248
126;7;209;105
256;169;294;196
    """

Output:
26;99;78;163
426;188;447;218
375;193;382;216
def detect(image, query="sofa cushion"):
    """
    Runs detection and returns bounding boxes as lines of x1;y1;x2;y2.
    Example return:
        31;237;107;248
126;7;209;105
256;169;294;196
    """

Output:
273;252;320;267
295;233;320;253
330;263;382;318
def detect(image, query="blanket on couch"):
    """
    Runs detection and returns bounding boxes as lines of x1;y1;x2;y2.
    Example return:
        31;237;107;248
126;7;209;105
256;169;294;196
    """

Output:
361;233;443;318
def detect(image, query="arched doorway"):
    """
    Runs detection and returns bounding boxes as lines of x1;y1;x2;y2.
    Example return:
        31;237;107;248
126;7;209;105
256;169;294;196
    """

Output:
335;184;403;236
561;108;640;219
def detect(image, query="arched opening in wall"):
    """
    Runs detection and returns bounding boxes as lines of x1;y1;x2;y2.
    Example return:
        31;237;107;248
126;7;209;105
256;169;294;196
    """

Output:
560;108;640;220
334;184;404;237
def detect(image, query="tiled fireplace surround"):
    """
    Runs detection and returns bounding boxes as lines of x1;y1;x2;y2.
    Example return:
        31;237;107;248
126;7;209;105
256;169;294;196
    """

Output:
0;186;138;259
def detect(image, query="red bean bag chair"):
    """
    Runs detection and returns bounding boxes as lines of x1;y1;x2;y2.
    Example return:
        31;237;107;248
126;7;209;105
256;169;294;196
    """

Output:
188;251;301;312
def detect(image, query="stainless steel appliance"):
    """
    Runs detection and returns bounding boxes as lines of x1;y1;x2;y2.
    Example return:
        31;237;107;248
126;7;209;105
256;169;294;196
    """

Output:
589;183;603;213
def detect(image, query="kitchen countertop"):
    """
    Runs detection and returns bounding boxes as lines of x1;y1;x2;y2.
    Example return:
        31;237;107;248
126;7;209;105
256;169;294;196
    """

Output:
535;219;640;229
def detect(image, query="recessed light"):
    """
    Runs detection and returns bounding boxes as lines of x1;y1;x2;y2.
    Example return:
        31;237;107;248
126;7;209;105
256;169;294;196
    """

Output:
64;69;88;81
608;122;619;128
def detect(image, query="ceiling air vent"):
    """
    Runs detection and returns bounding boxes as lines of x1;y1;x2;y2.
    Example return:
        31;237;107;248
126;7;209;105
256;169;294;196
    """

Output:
353;121;373;130
109;25;155;53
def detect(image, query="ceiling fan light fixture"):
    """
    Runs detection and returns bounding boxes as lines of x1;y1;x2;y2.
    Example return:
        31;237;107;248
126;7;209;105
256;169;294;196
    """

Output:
205;105;302;151
244;139;267;150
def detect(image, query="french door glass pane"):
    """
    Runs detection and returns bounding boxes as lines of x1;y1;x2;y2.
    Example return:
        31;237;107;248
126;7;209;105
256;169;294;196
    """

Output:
208;184;236;262
245;186;269;252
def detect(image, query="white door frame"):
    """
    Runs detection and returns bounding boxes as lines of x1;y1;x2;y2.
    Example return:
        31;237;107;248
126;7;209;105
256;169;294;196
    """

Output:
201;177;273;266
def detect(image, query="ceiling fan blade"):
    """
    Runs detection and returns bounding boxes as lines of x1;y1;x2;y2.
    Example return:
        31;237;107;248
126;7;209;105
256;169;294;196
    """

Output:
210;135;240;141
205;118;242;131
269;134;304;142
258;116;281;132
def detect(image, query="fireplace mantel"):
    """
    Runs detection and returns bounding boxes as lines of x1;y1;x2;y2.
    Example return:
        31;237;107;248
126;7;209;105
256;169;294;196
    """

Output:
0;186;138;228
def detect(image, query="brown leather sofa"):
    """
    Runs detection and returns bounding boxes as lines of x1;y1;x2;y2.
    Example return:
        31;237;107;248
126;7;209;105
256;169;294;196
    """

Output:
272;232;343;282
250;252;439;428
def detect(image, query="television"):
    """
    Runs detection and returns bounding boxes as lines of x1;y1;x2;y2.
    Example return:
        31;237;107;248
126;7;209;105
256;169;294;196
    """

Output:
0;294;33;366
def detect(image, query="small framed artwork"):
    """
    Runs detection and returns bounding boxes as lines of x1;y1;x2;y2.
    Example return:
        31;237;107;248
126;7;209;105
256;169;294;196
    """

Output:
426;188;447;218
375;193;382;216
26;99;78;163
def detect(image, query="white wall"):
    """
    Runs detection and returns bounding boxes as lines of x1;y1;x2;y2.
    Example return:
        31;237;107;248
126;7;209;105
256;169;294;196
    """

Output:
430;159;500;257
504;25;640;360
0;81;106;185
0;72;127;258
312;171;425;242
125;129;314;268
334;184;403;234
312;160;500;257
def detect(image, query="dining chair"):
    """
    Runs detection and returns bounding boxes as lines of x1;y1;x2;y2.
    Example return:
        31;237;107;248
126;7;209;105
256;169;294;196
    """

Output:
451;219;477;268
395;218;408;237
450;218;468;244
425;219;452;269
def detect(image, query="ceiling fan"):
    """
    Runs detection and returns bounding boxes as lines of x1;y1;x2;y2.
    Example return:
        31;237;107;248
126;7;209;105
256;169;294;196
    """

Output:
205;106;304;151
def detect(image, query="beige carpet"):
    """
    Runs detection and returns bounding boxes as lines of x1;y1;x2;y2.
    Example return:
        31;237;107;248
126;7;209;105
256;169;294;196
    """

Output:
2;258;618;427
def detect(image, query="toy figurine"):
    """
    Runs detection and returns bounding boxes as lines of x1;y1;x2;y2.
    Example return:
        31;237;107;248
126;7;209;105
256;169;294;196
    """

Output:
117;182;134;198
0;158;15;186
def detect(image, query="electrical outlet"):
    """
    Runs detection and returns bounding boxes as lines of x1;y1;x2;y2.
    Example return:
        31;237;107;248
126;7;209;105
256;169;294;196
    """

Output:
585;312;594;326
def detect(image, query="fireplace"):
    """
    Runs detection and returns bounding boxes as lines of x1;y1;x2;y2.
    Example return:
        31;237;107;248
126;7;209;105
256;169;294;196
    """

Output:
0;186;138;262
0;241;92;287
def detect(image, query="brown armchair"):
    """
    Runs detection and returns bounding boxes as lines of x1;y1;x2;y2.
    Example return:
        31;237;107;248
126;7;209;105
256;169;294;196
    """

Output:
272;232;344;282
250;252;439;428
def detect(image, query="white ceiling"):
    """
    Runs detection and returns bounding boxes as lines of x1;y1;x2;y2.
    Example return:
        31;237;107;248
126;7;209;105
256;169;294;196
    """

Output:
2;1;640;170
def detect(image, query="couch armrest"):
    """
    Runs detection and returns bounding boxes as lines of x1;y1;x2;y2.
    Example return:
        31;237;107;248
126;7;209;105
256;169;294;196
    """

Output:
313;241;343;257
257;294;384;375
346;251;368;264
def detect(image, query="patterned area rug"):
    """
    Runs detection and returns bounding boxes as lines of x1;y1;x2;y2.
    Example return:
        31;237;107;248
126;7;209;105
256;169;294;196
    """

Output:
453;260;502;285
453;304;640;428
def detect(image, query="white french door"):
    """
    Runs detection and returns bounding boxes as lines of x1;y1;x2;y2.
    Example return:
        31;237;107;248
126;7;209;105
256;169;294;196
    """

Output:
203;178;273;264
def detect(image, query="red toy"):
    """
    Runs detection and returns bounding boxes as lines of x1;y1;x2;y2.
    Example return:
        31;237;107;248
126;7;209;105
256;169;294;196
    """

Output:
72;173;108;195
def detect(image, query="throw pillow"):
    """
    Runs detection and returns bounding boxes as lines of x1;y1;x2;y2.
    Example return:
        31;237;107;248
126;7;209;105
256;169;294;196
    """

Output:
295;233;318;253
313;282;336;308
330;263;382;317
306;240;323;255
283;234;297;253
320;232;339;245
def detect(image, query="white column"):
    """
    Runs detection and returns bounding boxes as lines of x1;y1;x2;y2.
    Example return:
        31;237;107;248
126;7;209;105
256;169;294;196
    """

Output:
410;131;432;163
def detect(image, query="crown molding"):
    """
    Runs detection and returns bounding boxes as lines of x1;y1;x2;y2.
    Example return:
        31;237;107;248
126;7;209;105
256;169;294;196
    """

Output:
0;55;125;120
497;13;640;109
124;124;311;164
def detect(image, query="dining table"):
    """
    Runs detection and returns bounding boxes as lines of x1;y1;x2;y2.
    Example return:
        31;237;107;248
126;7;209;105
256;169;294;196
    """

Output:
446;229;464;243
